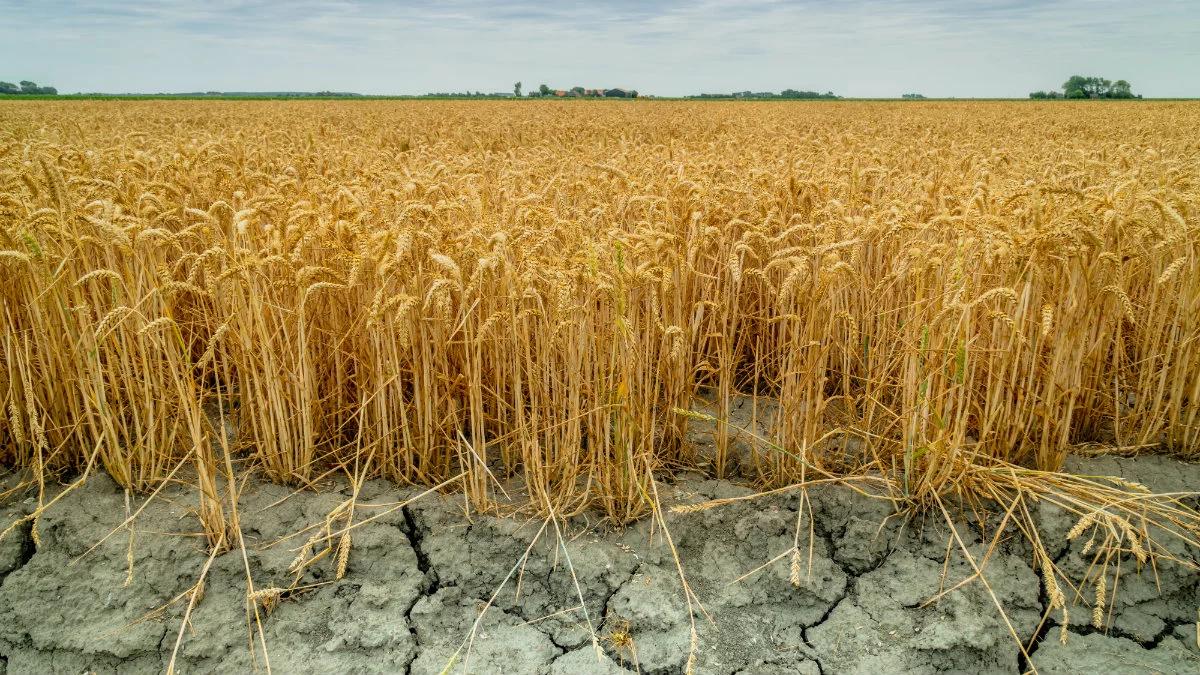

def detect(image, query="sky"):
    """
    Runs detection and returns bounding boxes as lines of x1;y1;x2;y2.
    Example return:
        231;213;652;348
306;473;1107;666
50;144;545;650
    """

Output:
2;1;1199;98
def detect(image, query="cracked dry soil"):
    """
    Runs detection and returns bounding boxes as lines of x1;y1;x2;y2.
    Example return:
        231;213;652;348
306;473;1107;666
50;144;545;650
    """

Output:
0;454;1198;674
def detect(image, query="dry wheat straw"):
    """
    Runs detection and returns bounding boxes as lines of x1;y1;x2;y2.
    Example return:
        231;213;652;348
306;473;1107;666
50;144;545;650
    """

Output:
0;99;1196;529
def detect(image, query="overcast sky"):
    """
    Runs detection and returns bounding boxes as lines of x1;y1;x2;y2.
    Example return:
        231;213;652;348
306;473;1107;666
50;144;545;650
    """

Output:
3;0;1198;98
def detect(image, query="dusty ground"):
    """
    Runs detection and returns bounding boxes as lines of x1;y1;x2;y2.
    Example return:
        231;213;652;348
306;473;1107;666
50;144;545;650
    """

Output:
0;454;1198;674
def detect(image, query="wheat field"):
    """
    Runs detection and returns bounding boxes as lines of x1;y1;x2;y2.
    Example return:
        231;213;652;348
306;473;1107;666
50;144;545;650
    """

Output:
1;100;1197;538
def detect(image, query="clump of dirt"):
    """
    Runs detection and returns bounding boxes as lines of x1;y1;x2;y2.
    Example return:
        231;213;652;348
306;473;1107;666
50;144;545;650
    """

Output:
408;586;561;674
0;456;1197;674
1030;631;1196;674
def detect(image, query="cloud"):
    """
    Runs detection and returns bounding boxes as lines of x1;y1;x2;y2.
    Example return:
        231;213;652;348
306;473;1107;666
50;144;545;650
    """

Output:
1;0;1197;96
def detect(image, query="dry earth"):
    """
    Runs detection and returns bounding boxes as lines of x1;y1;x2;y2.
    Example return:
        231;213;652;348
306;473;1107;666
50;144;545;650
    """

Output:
1;455;1198;674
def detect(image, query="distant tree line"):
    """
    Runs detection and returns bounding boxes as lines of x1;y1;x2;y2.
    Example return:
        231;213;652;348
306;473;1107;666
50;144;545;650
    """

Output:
177;91;363;97
901;93;926;100
1030;76;1138;100
0;80;58;95
525;84;639;98
689;89;838;99
423;91;515;98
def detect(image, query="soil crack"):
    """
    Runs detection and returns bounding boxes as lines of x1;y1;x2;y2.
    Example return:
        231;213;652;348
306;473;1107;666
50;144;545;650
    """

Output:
599;561;641;623
1063;621;1182;650
399;504;438;675
400;505;437;593
1019;569;1054;672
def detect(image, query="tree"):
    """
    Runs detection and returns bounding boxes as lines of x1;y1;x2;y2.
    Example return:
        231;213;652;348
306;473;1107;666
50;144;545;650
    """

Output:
514;81;522;97
1064;75;1106;98
539;83;550;96
1060;75;1135;99
1;80;58;95
1064;75;1098;97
